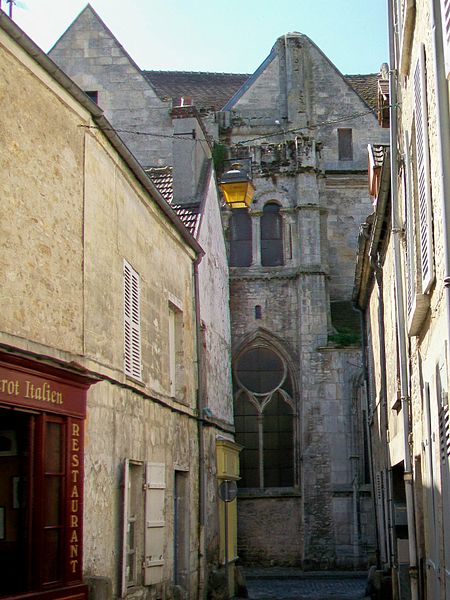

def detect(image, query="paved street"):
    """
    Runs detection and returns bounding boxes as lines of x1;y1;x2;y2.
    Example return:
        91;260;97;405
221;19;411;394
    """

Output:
244;569;369;600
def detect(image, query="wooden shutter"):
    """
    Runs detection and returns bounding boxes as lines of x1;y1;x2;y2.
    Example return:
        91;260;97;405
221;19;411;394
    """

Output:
441;0;450;78
121;459;131;598
404;131;416;317
143;463;166;586
124;260;142;380
413;46;435;293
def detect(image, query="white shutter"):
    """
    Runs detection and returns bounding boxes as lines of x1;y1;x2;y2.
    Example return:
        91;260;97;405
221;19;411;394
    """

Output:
143;463;166;586
404;131;416;317
441;0;450;78
413;46;435;293
124;260;142;379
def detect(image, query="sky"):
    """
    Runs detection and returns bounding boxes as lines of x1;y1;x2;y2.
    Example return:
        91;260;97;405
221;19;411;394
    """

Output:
9;0;388;75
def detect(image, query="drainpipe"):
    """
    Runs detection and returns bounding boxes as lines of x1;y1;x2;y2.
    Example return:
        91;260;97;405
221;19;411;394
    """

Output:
431;0;450;370
194;255;207;600
387;1;419;599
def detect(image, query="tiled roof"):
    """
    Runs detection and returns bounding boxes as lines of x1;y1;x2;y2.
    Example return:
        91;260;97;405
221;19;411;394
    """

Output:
345;74;379;109
144;70;379;113
145;166;173;203
145;166;200;236
143;71;250;111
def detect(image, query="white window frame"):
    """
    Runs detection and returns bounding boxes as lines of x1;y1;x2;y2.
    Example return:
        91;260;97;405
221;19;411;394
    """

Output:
124;260;142;380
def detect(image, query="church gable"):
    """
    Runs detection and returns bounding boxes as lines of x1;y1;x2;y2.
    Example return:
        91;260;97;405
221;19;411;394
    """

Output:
49;5;173;168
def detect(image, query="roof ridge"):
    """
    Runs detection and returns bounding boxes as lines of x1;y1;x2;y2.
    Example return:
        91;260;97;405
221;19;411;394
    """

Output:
143;70;250;77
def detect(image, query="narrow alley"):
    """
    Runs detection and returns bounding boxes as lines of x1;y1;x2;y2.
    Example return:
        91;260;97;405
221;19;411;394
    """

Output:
244;570;368;600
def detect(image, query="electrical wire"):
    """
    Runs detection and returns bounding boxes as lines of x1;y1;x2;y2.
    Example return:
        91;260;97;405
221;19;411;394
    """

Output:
79;102;394;147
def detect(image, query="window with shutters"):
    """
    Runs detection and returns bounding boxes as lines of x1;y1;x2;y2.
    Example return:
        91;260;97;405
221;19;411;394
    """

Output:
121;461;166;593
338;128;353;161
413;46;435;295
122;460;144;591
124;260;142;380
404;129;430;335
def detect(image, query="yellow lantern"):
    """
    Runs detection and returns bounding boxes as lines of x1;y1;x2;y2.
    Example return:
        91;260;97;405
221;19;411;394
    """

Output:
219;163;255;209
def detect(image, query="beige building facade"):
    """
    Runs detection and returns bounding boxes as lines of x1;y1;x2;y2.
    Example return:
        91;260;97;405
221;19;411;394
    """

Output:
0;13;210;600
354;1;450;598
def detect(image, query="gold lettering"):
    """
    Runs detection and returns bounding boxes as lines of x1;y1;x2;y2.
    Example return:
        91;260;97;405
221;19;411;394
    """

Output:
71;485;79;498
72;438;79;452
70;530;78;543
72;423;80;436
72;454;79;468
70;559;78;573
0;379;20;395
71;469;79;483
71;499;79;513
22;380;63;404
70;515;78;528
70;544;78;558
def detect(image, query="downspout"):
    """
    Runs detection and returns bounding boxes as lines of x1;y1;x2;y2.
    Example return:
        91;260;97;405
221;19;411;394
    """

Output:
387;1;419;598
431;0;450;374
194;255;207;600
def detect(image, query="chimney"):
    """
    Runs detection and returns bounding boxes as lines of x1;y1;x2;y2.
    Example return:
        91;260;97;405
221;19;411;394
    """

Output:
171;103;211;205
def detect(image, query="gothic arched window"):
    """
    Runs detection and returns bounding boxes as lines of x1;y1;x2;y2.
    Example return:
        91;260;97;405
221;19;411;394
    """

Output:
261;202;284;267
233;345;294;488
229;208;252;267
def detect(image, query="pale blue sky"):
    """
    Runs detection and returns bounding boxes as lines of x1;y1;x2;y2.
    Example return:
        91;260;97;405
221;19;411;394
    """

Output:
11;0;388;75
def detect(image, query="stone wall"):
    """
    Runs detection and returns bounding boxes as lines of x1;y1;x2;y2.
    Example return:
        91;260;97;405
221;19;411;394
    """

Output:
49;5;173;168
0;25;202;599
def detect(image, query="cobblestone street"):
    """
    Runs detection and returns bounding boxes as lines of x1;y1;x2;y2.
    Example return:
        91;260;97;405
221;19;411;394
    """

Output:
244;570;369;600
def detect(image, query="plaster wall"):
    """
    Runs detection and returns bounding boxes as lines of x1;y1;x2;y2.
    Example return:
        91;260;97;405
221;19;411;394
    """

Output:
197;173;233;424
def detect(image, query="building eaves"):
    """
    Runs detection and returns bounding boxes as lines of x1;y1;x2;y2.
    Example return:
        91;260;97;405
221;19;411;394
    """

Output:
353;147;391;309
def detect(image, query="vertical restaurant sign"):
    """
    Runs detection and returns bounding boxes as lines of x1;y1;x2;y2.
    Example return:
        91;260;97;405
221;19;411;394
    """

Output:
67;417;84;582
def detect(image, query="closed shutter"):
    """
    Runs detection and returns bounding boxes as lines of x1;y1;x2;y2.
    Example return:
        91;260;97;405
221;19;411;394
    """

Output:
404;131;416;317
413;46;435;293
124;260;142;380
143;463;166;586
441;0;450;78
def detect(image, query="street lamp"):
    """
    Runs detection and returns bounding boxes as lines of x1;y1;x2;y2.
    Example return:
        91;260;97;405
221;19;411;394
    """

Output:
219;163;255;209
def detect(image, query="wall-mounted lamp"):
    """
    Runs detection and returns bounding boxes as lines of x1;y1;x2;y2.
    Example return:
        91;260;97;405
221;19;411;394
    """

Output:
219;163;255;209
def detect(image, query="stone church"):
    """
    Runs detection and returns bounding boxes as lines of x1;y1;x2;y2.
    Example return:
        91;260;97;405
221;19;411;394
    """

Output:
49;5;389;571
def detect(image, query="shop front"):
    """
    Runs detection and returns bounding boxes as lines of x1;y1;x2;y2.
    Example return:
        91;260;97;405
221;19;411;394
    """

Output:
0;351;94;600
